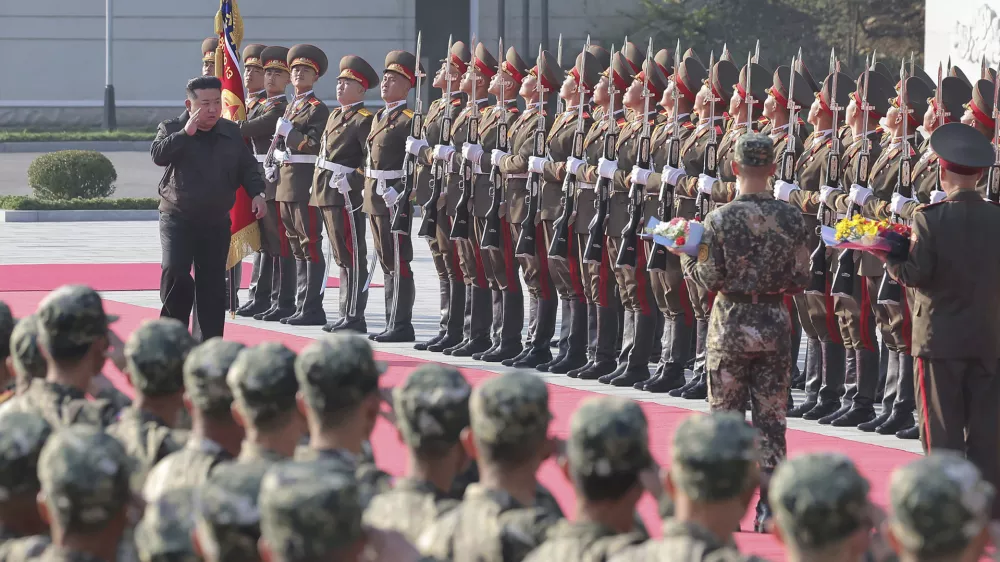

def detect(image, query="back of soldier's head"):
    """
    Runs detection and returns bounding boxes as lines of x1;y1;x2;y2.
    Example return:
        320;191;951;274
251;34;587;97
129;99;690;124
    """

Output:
294;334;382;430
36;284;116;364
183;338;245;419
126;319;196;399
194;462;268;562
8;314;46;391
393;364;471;458
733;132;775;178
670;412;760;503
135;487;199;562
227;342;299;432
0;411;51;519
566;396;653;502
469;371;552;469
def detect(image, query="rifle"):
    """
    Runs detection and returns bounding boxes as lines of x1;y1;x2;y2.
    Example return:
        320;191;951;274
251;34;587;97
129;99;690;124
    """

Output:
931;63;945;199
616;37;655;269
988;61;1000;203
831;55;872;299
418;34;454;239
391;31;423;235
806;50;840;295
778;52;799;183
647;39;683;273
515;46;548;258
877;58;912;305
481;37;509;250
694;51;719;221
548;37;591;261
449;36;481;241
583;44;619;264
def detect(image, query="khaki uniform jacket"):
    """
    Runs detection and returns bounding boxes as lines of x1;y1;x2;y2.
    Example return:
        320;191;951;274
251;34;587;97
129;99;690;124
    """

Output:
310;103;374;208
415;94;466;207
499;105;553;224
539;105;595;221
276;93;329;203
645;114;698;219
442;100;490;217
577;110;628;234
364;103;414;216
581;114;654;237
674;118;726;219
473;101;520;218
240;93;287;200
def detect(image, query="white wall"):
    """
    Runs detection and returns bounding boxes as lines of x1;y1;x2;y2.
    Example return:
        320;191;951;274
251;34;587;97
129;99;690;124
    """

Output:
925;0;1000;77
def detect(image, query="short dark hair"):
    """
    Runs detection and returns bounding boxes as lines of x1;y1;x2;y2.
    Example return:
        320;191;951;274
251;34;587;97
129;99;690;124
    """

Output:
571;468;641;501
186;76;222;99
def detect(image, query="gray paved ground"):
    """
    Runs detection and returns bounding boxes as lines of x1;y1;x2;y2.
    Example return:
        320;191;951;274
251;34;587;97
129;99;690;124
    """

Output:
0;218;921;453
0;152;161;198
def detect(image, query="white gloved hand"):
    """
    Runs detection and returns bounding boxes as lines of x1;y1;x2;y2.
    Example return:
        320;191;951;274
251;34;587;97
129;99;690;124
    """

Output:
264;165;278;183
491;149;509;167
274;117;293;138
405;136;428;156
697;174;717;195
382;187;400;206
661;165;686;186
819;185;843;206
566;157;587;176
849;184;874;206
528;156;548;174
773;180;801;202
330;175;351;195
462;142;484;164
930;190;947;204
630;166;651;185
597;157;618;179
889;192;914;214
432;144;456;161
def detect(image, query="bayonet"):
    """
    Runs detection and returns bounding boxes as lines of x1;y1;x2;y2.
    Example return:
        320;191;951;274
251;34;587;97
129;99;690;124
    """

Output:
695;50;718;221
983;55;989;79
745;51;755;130
871;49;878;71
947;56;952;74
414;31;423;115
753;39;760;64
556;34;565;113
616;37;655;268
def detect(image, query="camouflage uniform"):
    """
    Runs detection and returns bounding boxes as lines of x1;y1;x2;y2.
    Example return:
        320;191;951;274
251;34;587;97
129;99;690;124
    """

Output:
0;302;14;403
133;488;199;562
11;286;121;429
0;412;52;561
524;396;652;562
363;364;471;542
769;453;872;553
143;338;244;502
293;334;392;506
679;135;810;471
889;452;996;559
7;315;47;393
227;342;300;465
108;319;195;488
194;462;269;562
611;412;763;562
417;371;562;562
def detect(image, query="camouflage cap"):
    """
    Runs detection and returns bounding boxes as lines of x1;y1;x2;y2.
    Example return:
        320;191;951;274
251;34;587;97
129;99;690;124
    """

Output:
295;334;383;415
671;412;760;501
770;453;871;549
9;314;46;386
125;319;196;397
259;461;364;559
567;396;653;477
889;451;995;557
38;425;133;532
470;371;551;447
228;342;299;426
195;462;268;561
393;364;472;451
0;301;13;358
734;132;774;167
0;411;51;499
183;338;245;414
36;285;117;356
134;487;199;562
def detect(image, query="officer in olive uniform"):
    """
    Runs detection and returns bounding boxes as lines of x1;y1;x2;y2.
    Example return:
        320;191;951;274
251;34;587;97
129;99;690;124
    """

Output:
497;55;558;368
193;462;268;561
462;45;525;363
363;364;472;543
227;342;301;464
530;51;600;374
365;50;419;343
267;44;330;326
524;396;651;562
312;56;377;334
202;37;218;77
143;339;246;502
239;46;292;319
565;53;631;380
0;411;51;552
409;41;471;352
134;488;199;562
632;54;705;393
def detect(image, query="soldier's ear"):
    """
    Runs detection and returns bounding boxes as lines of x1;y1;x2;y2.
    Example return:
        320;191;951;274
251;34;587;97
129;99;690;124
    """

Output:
230;403;247;429
556;455;571;482
460;427;479;460
35;491;50;526
258;536;275;562
731;161;740;177
182;393;194;415
663;470;678;500
191;529;205;559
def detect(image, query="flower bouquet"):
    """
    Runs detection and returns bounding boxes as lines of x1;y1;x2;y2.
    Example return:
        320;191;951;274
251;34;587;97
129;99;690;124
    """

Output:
645;216;703;256
820;216;911;253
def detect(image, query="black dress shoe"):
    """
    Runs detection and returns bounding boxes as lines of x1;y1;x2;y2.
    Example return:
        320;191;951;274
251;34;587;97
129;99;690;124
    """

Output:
787;400;817;418
503;347;532;367
803;401;843;421
480;345;523;363
576;361;616;380
279;311;302;324
452;339;492;357
896;425;919;440
536;351;568;373
567;361;594;379
681;380;707;400
830;407;875;427
598;363;628;384
322;318;346;333
817;404;851;424
237;301;271;317
876;412;915;435
285;312;327;327
547;354;588;375
513;349;553;369
374;327;416;343
858;412;891;432
332;320;367;334
415;333;445;351
610;370;650;387
428;336;463;353
259;307;295;322
368;330;388;341
644;371;686;393
669;377;699;397
442;339;470;356
473;342;501;361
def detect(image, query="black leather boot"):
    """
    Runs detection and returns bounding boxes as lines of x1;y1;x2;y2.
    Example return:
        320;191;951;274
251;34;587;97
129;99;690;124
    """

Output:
649;313;664;364
549;300;589;374
474;290;504;360
514;298;557;368
599;309;634;384
568;303;599;378
430;279;467;353
538;299;572;372
481;290;524;362
416;278;450;349
287;258;328;326
238;251;274;317
789;338;823;418
450;286;492;355
610;313;655;387
279;259;309;324
576;303;618;380
257;256;296;321
896;425;919;440
504;294;537;366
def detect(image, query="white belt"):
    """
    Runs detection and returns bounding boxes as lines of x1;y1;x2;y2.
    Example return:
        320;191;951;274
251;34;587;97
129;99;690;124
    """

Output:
365;167;405;195
578;181;596;190
316;160;357;175
274;150;314;164
254;154;267;163
506;173;529;179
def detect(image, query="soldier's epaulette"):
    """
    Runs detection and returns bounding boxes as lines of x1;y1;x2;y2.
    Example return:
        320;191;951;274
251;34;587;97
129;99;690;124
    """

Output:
358;108;372;117
682;121;696;130
403;109;414;117
616;116;627;126
451;97;463;106
308;97;322;107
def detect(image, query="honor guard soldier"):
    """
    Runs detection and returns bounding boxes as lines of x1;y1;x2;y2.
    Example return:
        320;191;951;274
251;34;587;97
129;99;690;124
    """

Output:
242;44;267;107
652;48;675;126
565;52;631;379
530;50;599;374
202;37;218;77
633;52;705;393
497;54;559;368
774;68;856;421
463;45;527;363
267;44;330;326
313;55;377;334
407;41;471;352
239;46;292;320
882;123;1000;516
365;50;419;343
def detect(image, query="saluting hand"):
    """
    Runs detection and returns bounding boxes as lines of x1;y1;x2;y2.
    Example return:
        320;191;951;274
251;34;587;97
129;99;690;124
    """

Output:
251;195;267;219
184;109;202;136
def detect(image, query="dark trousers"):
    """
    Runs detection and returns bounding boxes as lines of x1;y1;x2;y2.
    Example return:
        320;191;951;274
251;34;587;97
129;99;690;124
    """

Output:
159;212;230;340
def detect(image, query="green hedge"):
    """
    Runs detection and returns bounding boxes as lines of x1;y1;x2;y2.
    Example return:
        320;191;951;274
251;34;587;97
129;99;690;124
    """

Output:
28;150;118;200
0;196;159;211
0;130;155;142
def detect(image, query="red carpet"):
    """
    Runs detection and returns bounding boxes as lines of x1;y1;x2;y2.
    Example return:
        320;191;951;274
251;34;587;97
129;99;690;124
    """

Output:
2;290;919;560
0;263;382;292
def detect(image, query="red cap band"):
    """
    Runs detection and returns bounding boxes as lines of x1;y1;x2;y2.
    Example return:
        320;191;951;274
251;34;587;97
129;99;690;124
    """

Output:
940;159;983;176
474;57;497;79
851;91;883;120
502;60;524;84
971;99;995;130
674;74;695;103
451;54;468;74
